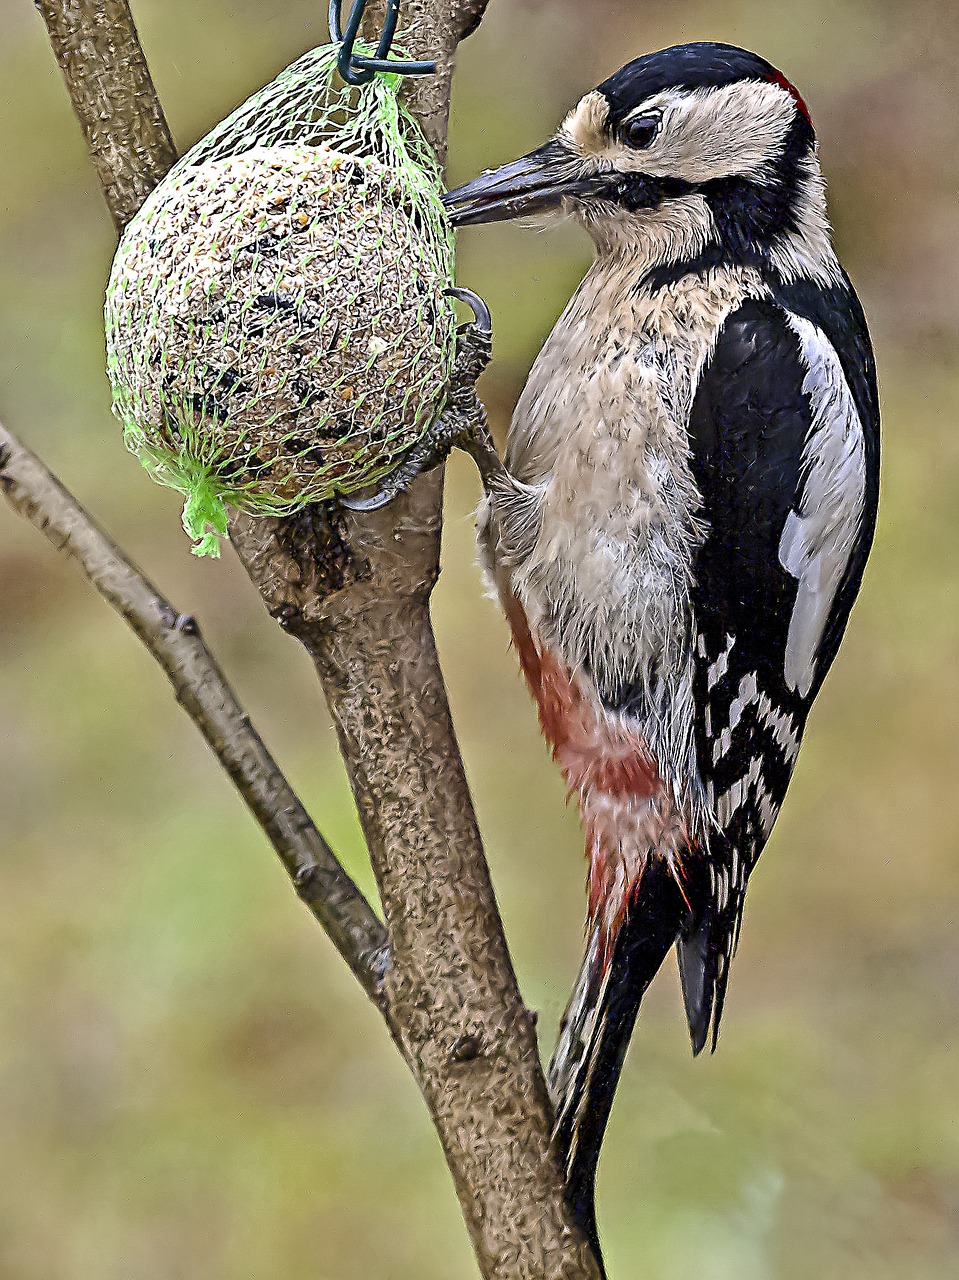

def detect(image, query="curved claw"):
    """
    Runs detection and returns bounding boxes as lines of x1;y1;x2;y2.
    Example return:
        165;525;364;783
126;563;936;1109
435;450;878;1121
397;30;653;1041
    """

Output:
445;286;492;336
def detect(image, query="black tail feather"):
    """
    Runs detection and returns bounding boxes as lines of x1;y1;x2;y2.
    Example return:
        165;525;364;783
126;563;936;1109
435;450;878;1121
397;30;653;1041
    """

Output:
676;913;715;1055
547;859;697;1264
677;839;748;1055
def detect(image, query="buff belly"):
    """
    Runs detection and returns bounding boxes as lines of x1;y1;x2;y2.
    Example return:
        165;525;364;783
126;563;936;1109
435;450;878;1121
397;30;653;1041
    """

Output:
479;263;767;946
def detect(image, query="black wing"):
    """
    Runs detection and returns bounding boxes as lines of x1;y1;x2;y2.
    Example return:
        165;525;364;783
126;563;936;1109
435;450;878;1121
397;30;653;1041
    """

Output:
679;289;879;1053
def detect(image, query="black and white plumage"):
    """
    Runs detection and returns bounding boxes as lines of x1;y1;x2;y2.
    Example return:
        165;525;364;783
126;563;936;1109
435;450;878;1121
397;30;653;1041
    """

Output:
444;41;879;1266
682;283;878;1051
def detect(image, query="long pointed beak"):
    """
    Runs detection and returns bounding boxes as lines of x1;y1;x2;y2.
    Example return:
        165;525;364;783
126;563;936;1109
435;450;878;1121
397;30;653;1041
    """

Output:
443;139;604;226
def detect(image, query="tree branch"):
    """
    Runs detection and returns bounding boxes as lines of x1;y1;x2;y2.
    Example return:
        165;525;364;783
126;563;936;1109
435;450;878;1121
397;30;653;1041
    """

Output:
0;421;388;1002
31;1;603;1276
229;6;599;1272
34;0;177;231
453;0;492;40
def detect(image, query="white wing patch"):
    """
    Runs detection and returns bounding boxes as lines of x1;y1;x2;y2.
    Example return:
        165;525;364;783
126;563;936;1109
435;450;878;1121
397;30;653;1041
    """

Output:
779;314;867;698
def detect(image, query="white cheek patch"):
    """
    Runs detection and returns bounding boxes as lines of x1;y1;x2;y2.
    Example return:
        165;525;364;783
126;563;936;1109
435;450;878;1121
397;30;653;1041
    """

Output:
778;314;867;698
583;81;797;184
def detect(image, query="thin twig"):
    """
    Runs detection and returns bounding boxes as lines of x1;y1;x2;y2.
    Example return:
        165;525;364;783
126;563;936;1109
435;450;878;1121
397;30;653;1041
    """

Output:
0;421;388;1001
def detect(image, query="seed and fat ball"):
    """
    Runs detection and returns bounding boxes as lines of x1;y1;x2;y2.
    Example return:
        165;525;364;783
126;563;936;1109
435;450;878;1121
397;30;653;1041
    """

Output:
105;43;456;555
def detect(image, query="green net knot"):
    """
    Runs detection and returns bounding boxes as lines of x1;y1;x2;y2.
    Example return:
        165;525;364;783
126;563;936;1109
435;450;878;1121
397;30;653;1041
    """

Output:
182;475;230;558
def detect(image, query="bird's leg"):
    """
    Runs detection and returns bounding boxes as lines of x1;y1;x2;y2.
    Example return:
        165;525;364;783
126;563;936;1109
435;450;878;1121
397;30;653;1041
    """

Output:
340;289;508;512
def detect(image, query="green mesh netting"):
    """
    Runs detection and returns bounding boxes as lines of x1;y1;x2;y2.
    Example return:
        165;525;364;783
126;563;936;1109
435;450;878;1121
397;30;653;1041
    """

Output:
105;43;457;557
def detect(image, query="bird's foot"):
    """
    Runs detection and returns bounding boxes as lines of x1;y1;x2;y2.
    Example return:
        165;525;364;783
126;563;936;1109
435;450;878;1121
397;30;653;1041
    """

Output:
340;288;507;512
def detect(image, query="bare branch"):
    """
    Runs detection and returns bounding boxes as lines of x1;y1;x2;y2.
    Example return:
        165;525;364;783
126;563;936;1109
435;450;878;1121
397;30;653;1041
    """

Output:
230;502;603;1279
0;421;388;1001
34;1;176;231
454;0;493;40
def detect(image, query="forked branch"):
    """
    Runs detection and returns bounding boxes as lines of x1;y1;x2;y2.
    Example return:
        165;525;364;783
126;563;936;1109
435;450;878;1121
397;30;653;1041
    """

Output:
22;1;604;1277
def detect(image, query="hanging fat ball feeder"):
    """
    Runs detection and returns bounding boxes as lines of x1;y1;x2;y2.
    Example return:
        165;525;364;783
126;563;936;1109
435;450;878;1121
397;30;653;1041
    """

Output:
105;25;460;557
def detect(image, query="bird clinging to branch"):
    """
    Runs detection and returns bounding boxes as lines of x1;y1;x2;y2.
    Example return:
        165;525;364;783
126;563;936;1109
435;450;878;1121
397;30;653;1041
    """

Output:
442;41;879;1260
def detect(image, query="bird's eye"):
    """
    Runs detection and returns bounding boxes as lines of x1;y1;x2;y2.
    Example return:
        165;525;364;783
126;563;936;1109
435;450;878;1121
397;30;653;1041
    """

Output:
621;114;660;149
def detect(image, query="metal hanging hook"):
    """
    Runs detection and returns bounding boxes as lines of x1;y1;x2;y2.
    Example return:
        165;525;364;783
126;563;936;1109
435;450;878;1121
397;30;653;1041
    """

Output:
328;0;437;86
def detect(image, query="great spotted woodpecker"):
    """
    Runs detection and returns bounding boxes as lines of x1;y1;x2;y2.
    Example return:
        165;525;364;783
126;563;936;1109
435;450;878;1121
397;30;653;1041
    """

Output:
443;42;880;1258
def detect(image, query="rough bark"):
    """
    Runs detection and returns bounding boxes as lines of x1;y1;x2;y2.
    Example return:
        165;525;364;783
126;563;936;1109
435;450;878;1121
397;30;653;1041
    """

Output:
34;0;177;229
229;502;600;1278
31;2;604;1276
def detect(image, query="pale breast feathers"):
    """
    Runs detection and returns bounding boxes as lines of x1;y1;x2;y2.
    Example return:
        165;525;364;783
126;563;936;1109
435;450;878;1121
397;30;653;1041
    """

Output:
480;264;768;805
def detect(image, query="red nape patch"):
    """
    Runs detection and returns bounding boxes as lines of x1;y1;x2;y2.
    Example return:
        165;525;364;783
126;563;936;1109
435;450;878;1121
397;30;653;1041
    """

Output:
767;69;813;126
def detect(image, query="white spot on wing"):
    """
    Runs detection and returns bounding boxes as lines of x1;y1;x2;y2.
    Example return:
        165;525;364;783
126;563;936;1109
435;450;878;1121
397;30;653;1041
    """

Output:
757;785;779;835
729;672;758;726
713;750;781;833
712;670;757;763
707;633;736;689
715;776;745;826
756;694;800;765
779;315;867;698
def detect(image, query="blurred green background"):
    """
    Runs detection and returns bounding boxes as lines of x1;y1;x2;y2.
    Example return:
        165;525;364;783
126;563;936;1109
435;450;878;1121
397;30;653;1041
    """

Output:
1;1;958;1276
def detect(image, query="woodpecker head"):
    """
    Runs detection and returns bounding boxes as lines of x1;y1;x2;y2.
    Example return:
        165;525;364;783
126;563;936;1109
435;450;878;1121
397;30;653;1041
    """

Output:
444;43;836;283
